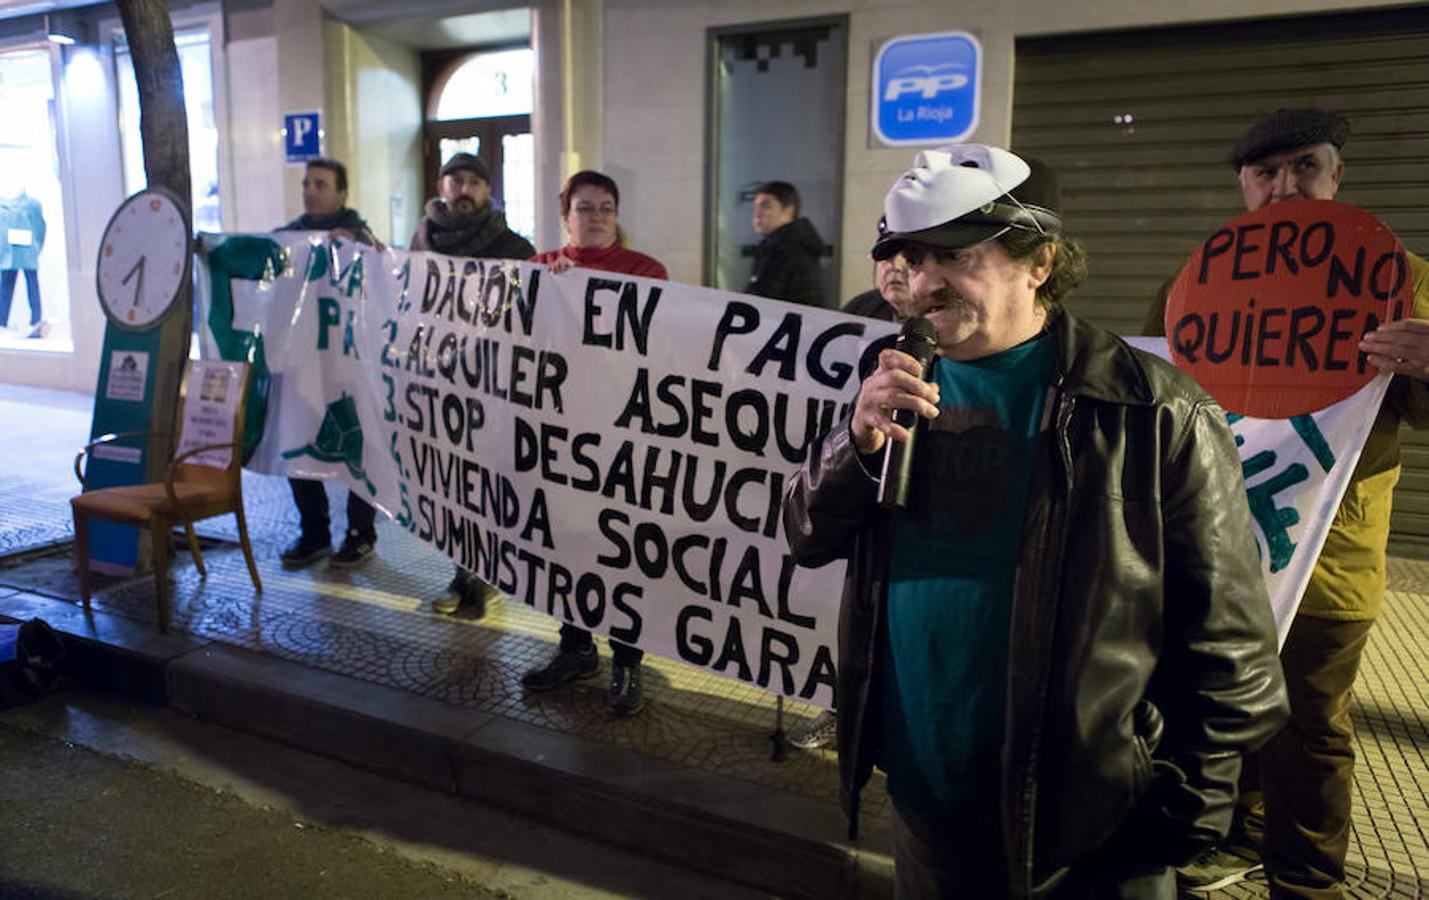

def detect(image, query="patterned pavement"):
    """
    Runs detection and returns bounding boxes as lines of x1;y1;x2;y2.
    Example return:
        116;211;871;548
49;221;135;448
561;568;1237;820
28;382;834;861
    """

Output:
1;382;1425;896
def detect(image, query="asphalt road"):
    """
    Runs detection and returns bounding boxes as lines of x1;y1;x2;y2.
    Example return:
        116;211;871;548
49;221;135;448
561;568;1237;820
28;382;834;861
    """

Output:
0;719;493;900
0;692;765;900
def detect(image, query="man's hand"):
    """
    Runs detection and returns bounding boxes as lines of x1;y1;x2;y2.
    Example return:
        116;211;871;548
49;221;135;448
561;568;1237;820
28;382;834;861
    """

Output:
547;255;577;274
850;348;941;455
1360;318;1429;381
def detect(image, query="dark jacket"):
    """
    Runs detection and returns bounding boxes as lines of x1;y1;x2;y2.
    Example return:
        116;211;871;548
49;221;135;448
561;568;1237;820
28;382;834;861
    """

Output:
277;208;376;245
783;310;1288;896
409;199;535;260
747;217;825;307
841;287;896;322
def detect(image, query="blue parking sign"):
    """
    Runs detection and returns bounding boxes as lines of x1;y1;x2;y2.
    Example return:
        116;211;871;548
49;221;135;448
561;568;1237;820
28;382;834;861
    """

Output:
872;31;982;146
284;111;322;163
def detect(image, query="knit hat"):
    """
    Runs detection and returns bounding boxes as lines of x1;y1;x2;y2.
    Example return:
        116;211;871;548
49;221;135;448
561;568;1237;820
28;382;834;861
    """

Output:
439;152;490;183
872;144;1062;261
1230;109;1350;169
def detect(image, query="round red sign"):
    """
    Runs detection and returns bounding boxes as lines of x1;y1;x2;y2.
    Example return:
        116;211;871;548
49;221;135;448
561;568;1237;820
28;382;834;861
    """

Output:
1164;198;1411;418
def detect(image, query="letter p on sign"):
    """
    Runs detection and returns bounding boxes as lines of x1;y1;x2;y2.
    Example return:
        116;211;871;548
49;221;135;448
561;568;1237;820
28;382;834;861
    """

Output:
883;73;970;101
284;111;322;163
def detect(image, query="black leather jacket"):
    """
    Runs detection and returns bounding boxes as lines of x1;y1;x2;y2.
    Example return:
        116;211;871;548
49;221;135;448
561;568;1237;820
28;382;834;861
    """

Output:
783;311;1288;896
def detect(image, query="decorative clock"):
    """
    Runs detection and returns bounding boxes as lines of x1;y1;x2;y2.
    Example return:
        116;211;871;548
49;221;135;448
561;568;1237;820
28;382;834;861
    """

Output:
96;187;192;330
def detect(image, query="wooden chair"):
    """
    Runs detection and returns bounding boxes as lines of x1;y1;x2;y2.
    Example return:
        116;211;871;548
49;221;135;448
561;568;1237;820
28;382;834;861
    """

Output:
71;360;262;633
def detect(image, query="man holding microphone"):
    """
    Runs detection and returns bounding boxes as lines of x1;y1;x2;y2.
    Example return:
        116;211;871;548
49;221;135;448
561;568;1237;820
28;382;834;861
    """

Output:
784;144;1287;896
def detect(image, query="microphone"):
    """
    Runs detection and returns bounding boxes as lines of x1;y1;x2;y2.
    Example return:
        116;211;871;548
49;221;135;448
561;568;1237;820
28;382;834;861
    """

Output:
878;316;938;509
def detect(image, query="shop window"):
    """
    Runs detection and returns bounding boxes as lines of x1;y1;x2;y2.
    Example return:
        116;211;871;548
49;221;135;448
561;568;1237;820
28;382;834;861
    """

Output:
116;29;221;233
0;47;72;350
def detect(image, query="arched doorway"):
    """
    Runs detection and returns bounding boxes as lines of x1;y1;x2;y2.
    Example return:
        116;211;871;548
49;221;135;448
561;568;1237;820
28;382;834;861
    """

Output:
424;47;534;239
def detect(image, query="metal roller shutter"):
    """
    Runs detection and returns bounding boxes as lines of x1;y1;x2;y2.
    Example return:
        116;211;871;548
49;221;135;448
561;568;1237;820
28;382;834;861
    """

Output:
1012;5;1429;546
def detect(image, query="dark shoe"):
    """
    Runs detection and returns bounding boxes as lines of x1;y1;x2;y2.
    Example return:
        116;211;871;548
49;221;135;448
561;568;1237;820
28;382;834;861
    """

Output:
330;531;375;568
280;533;330;569
608;663;645;716
788;710;837;749
433;576;490;617
1177;845;1262;892
522;645;599;692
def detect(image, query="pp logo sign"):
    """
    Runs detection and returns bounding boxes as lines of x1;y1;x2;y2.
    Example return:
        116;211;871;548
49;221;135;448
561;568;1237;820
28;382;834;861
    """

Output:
284;111;322;163
872;31;981;146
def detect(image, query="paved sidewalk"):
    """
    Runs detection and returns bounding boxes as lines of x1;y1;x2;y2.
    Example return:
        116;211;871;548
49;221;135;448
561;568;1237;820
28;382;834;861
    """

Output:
1;381;1425;897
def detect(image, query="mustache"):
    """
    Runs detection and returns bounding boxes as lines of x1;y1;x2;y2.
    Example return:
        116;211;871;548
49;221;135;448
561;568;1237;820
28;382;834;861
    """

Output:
922;288;969;309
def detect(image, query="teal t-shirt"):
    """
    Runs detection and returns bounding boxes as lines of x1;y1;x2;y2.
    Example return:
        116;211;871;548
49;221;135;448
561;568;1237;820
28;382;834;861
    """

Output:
878;333;1053;818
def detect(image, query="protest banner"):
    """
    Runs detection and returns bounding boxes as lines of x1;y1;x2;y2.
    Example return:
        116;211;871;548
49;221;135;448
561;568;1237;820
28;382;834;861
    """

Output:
1127;337;1388;645
197;232;896;708
195;205;1408;689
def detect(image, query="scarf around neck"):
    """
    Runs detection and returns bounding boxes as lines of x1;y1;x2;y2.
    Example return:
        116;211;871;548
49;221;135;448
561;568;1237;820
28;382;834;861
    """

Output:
420;198;509;256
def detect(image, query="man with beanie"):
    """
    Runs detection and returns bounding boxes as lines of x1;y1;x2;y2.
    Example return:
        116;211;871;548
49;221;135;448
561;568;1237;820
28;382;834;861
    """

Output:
746;181;826;307
410;152;534;615
276;157;381;569
785;144;1286;897
1149;109;1429;896
410;153;534;261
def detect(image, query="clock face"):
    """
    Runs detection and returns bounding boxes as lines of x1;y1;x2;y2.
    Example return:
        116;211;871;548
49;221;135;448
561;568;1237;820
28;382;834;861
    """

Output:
96;189;191;330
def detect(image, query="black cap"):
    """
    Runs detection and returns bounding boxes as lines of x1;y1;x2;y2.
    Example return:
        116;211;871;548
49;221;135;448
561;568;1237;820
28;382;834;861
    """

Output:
1230;109;1350;169
439;152;490;183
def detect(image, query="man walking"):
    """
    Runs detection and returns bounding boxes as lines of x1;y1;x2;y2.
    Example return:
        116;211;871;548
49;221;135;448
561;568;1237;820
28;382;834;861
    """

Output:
746;180;825;307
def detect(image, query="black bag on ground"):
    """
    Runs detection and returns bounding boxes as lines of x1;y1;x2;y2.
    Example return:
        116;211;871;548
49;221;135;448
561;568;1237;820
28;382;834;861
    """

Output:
0;619;66;709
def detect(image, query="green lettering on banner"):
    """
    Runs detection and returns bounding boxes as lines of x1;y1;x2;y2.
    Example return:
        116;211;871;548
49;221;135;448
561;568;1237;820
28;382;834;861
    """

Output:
317;296;340;350
1241;448;1309;573
205;236;286;462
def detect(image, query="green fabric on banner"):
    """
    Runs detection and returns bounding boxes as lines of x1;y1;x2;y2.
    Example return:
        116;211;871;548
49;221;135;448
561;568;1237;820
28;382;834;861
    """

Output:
204;236;286;463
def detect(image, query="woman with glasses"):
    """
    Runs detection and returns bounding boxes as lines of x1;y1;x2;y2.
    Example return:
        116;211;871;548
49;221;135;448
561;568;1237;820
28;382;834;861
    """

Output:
523;169;666;716
528;170;667;280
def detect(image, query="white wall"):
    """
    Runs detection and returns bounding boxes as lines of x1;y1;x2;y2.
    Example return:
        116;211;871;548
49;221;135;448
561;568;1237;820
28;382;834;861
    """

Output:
226;34;285;232
323;20;423;246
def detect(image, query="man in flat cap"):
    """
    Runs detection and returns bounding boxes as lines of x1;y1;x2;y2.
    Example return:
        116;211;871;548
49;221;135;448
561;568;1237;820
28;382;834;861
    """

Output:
785;144;1287;896
1148;109;1429;896
410;152;534;617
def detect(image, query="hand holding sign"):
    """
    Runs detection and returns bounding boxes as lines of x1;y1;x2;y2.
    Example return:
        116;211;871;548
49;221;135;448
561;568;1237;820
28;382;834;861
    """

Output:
1165;198;1413;418
1359;318;1429;382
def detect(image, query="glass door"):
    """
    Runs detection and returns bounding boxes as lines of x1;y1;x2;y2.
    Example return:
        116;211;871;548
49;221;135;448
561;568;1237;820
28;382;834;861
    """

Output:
707;20;847;304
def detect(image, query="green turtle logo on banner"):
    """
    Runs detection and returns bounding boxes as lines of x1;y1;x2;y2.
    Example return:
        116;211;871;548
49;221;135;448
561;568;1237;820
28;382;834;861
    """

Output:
282;393;377;496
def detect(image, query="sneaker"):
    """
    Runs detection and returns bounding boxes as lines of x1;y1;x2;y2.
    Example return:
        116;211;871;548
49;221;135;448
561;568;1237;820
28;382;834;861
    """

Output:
330;531;375;568
433;575;491;617
522;645;599;692
280;532;330;569
608;663;644;716
25;321;49;339
788;710;838;749
1177;845;1262;893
